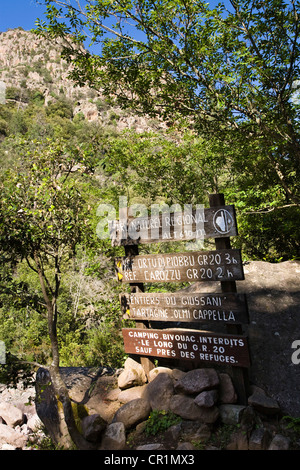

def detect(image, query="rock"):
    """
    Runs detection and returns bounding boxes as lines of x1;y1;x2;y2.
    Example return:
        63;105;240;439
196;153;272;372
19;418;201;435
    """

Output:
144;373;174;411
118;385;147;403
148;367;173;381
238;260;300;417
136;443;165;450
176;442;195;450
187;260;300;417
164;423;182;442
268;434;290;450
248;392;280;415
170;395;219;423
100;422;126;450
1;443;17;450
87;399;121;424
249;427;272;450
81;414;106;443
106;387;122;401
117;358;147;390
174;368;219;395
180;422;211;443
1;363;299;451
0;402;24;427
113;398;151;429
0;423;28;449
226;429;248;450
17;424;31;436
194;390;218;408
218;404;246;425
77;372;122;423
239;405;258;433
218;373;237;404
27;413;42;432
148;367;186;383
59;366;102;403
74;100;99;122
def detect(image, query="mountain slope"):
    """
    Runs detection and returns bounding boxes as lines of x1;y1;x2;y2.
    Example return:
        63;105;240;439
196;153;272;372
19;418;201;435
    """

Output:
0;28;164;133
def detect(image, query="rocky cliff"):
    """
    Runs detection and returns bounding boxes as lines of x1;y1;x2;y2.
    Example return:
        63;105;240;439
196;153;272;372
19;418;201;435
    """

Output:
0;28;164;132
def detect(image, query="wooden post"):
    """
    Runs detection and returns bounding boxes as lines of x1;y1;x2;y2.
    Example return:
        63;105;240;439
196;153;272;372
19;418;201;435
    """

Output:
209;193;250;405
124;240;155;379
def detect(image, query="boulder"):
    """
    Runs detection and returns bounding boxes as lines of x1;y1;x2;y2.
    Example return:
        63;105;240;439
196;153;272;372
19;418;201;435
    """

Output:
176;442;196;450
185;260;300;416
118;385;147;403
194;390;218;408
174;368;219;395
113;398;151;429
117;358;147;390
0;423;28;449
26;413;42;432
268;434;290;450
144;373;174;411
148;367;173;381
100;422;126;450
218;404;246;425
170;395;219;423
58;366;102;403
0;402;24;428
248;392;280;416
136;443;166;450
148;367;186;383
218;373;237;404
226;429;249;450
237;260;300;416
180;422;211;443
1;443;17;450
248;427;272;450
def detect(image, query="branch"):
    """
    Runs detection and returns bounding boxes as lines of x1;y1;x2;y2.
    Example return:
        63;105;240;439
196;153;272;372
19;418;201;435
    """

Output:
244;203;299;214
25;256;39;274
18;359;48;370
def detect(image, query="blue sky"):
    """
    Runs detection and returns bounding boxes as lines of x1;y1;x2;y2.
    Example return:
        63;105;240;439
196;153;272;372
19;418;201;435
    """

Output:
0;0;47;32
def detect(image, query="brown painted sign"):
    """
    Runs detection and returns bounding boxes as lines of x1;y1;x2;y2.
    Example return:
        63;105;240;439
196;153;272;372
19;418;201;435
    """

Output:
110;205;237;246
122;328;251;367
120;292;248;325
115;249;244;283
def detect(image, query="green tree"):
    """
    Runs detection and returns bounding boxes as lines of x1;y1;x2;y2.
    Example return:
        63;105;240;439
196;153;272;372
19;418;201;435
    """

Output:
0;138;99;449
36;0;300;211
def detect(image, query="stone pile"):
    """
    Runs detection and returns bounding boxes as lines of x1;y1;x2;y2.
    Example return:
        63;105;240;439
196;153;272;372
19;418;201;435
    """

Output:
35;360;298;451
0;382;44;450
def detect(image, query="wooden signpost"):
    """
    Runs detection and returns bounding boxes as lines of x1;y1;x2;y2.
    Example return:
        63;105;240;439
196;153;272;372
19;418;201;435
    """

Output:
122;328;251;368
120;292;248;325
111;205;238;245
112;194;250;404
115;249;244;283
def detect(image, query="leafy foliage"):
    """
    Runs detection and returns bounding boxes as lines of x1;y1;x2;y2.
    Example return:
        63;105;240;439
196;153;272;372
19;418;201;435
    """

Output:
144;409;181;436
36;0;300;204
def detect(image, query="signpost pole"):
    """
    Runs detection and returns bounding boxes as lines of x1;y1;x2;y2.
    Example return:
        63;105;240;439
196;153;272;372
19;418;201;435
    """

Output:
209;193;249;405
124;241;155;379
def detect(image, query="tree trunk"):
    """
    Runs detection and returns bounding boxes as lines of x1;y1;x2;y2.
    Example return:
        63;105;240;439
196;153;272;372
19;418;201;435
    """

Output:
34;252;97;450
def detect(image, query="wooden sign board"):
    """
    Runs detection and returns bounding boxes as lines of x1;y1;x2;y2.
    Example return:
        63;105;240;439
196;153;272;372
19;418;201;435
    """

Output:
122;328;251;368
115;249;244;283
120;292;248;325
110;205;237;246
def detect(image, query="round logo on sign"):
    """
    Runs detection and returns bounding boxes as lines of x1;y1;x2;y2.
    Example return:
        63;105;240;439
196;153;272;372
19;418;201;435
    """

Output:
213;209;234;234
